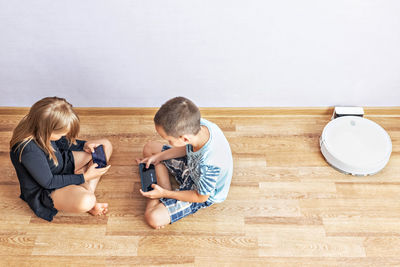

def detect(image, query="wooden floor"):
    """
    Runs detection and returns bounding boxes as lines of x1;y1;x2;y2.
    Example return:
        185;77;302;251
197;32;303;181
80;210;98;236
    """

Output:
0;107;399;266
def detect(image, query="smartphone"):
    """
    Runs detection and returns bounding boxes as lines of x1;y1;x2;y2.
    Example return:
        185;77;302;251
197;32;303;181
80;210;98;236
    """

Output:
91;145;107;168
139;163;157;192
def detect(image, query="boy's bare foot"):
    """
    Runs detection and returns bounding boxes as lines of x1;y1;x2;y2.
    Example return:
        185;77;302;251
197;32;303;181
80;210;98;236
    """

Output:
88;202;108;216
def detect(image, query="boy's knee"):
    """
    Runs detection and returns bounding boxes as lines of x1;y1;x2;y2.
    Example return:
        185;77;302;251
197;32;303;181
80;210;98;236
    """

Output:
143;141;160;157
79;193;96;212
144;209;166;229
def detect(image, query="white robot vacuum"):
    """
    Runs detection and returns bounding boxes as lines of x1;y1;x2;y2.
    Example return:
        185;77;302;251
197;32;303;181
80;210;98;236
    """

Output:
320;107;392;176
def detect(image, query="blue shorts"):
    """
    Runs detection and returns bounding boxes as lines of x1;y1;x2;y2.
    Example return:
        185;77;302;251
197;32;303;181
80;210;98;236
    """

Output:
159;145;213;223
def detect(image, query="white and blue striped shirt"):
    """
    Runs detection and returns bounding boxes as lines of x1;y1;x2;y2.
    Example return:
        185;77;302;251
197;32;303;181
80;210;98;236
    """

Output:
186;119;233;203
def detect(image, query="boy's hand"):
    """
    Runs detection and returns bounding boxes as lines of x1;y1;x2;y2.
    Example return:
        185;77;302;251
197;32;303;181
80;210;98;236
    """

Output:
140;184;166;199
136;154;161;168
84;141;101;153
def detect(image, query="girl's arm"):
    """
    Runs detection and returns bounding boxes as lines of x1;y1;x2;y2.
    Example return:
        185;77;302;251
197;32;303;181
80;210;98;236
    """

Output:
55;136;86;151
21;149;85;189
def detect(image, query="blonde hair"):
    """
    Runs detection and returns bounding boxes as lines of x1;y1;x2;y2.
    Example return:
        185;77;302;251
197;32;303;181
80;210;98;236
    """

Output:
10;96;80;166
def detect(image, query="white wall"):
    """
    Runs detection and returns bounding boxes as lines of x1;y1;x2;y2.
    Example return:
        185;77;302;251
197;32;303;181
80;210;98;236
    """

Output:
0;0;399;107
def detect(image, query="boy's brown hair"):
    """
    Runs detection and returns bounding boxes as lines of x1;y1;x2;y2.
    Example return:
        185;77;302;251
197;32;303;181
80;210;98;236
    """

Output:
154;97;201;137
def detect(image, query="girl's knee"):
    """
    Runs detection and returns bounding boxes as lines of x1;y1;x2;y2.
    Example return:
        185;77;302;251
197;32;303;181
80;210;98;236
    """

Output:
78;193;96;212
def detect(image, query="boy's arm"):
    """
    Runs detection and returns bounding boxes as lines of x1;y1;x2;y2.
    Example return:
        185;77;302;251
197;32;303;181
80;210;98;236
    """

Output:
164;188;209;203
158;146;186;161
141;184;210;203
141;145;187;168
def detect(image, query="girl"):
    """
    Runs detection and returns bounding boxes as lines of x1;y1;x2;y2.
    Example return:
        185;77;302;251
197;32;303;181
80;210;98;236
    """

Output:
9;97;112;221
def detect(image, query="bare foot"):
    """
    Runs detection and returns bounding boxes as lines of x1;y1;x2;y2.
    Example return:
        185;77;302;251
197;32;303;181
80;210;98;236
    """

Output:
88;202;109;216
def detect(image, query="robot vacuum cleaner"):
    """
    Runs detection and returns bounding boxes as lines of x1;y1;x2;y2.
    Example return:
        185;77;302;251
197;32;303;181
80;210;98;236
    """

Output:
320;107;392;176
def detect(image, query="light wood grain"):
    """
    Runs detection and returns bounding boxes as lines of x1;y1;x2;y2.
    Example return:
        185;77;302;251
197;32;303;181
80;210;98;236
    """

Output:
0;107;399;266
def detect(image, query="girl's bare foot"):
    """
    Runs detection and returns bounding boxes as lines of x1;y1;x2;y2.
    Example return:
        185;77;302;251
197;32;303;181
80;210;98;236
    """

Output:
88;202;108;216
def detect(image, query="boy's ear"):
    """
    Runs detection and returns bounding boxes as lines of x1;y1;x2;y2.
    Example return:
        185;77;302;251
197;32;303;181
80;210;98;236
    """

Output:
180;135;190;143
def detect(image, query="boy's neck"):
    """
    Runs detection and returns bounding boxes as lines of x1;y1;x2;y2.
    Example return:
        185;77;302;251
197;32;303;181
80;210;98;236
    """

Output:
191;125;210;152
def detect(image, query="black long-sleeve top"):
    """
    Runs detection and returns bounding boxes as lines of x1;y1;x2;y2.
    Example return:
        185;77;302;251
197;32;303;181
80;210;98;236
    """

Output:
10;137;86;221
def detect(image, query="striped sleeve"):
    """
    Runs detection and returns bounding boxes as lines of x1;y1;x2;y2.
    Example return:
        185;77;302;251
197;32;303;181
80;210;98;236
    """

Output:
196;164;221;196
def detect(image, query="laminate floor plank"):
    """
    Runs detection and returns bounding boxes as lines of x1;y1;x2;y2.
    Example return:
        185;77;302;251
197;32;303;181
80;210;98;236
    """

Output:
0;107;398;266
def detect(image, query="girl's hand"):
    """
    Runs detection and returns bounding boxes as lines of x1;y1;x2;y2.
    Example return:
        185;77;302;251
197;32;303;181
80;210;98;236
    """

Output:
136;153;162;168
84;161;111;181
84;141;101;153
140;184;166;199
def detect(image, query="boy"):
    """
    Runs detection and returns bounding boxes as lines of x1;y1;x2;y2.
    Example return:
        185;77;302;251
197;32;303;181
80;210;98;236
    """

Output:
137;96;233;229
